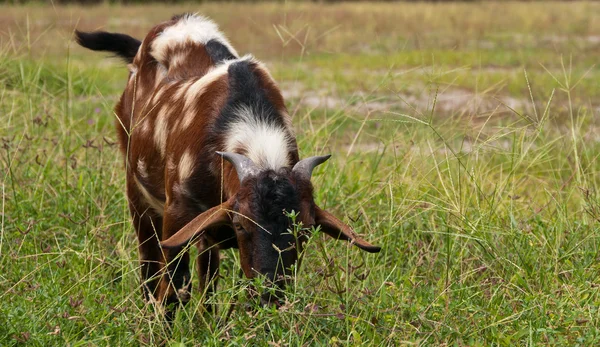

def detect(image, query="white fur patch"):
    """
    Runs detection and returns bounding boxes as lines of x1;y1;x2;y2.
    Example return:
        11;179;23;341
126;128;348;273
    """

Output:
169;53;186;69
225;105;292;170
139;119;151;135
134;175;164;216
137;158;148;179
180;59;238;130
174;80;192;101
178;150;195;182
152;83;171;104
151;13;239;64
153;106;168;157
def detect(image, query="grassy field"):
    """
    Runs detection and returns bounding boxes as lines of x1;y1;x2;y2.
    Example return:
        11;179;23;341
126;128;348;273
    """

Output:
2;2;600;345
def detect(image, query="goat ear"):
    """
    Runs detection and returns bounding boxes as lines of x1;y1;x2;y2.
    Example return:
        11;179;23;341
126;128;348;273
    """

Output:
315;206;381;253
161;199;234;248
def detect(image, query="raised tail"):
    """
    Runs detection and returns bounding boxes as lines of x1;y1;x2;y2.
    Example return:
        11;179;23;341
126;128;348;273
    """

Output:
75;30;141;64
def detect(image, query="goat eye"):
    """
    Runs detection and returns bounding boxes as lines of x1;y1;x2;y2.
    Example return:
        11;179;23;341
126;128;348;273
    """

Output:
234;224;252;239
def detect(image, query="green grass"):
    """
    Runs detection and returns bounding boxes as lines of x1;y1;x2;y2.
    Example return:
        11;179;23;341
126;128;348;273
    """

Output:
2;2;600;345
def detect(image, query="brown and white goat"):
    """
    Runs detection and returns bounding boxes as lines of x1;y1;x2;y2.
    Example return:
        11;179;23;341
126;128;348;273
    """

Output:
76;13;380;311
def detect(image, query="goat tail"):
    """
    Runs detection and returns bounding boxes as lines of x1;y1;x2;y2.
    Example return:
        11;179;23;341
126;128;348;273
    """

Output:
75;30;141;64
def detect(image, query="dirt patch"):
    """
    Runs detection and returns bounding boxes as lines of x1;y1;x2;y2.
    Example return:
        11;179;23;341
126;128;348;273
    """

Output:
428;89;527;114
281;81;530;117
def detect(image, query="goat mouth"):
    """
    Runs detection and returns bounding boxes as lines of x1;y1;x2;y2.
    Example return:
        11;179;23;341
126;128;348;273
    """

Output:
247;280;286;308
246;270;293;307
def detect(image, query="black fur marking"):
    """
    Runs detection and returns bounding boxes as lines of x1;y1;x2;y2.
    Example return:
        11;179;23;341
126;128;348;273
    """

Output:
213;60;286;134
75;31;141;64
253;169;300;233
250;169;300;275
205;39;237;64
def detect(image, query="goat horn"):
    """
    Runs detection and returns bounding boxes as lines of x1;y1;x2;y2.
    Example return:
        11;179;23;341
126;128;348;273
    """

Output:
216;151;258;183
292;154;331;180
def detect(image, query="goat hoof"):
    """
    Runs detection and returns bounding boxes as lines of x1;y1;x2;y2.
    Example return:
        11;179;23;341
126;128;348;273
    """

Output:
164;292;190;307
176;288;191;303
162;289;190;322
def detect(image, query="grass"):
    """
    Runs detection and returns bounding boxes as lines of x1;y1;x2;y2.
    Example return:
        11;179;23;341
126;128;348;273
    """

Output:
2;1;600;345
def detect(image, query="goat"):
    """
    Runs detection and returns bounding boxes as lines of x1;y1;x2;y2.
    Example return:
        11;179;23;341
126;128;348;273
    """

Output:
76;13;380;313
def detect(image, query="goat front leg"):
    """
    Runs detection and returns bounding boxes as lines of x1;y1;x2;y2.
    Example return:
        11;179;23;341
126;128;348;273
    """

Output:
157;204;192;316
127;181;163;301
196;236;220;313
132;209;163;301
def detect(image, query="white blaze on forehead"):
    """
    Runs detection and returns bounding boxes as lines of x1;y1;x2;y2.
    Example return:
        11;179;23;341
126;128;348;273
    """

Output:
225;105;292;170
151;13;239;64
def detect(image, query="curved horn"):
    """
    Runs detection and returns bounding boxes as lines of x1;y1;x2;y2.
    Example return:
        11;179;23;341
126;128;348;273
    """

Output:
315;206;381;253
216;151;258;183
292;154;331;181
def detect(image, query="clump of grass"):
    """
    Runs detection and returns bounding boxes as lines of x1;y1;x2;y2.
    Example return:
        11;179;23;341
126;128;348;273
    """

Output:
2;2;600;346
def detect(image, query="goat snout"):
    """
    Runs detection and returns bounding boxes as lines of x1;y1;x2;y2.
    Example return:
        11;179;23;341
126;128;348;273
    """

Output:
249;270;288;307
